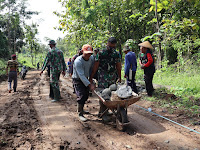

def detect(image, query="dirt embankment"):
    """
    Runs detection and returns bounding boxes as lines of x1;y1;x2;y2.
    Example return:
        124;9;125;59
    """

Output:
0;72;42;149
0;71;200;150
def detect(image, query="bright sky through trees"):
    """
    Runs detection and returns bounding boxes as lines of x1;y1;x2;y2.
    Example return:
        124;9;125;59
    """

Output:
26;0;65;44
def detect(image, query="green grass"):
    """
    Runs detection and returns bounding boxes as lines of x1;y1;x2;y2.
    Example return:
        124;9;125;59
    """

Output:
17;53;46;69
153;68;200;97
149;65;200;117
0;59;6;75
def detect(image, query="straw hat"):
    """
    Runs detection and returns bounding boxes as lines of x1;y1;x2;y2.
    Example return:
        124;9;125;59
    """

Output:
138;41;153;50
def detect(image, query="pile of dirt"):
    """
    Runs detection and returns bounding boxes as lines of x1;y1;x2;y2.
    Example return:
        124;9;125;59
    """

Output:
0;77;43;149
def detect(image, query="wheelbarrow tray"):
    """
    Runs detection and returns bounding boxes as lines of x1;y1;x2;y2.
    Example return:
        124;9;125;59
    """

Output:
94;90;141;109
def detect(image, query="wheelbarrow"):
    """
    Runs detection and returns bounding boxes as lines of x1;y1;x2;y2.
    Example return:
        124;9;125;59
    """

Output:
94;90;141;131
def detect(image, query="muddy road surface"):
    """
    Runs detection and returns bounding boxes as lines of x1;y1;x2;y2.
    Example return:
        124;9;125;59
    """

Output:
0;70;200;150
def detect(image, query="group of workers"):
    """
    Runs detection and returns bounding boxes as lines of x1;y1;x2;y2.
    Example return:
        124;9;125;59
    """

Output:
6;37;155;122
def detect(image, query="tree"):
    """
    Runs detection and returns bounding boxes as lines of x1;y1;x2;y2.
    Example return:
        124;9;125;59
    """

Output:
24;23;38;65
0;0;38;58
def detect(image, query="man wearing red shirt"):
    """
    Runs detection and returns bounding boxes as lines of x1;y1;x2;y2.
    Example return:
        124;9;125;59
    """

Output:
138;41;155;96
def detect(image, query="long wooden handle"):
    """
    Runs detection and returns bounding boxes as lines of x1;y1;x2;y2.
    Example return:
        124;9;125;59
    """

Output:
93;90;106;103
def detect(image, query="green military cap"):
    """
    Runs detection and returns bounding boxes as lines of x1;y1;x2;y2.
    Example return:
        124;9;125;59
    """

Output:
48;40;56;45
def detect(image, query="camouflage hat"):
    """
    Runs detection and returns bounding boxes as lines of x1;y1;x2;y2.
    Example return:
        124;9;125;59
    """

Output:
123;45;131;52
48;40;56;45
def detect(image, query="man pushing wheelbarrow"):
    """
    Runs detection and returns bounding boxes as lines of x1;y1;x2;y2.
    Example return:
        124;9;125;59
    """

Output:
89;37;122;122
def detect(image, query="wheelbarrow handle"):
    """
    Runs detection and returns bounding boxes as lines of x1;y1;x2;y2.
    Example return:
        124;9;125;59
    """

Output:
93;90;106;103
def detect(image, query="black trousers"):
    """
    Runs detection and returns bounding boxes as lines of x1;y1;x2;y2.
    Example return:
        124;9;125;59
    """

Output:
144;73;154;96
127;71;138;94
8;71;17;91
73;79;89;105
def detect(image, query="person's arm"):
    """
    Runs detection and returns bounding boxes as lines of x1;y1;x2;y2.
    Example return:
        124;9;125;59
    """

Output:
40;53;49;75
6;61;9;75
116;62;121;82
134;54;137;70
142;53;153;68
16;62;19;75
89;53;100;82
89;61;99;82
61;53;66;76
116;52;121;82
139;59;142;66
124;54;130;76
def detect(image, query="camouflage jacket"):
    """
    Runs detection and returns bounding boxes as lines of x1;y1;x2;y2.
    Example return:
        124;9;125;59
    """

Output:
95;48;121;88
42;47;66;73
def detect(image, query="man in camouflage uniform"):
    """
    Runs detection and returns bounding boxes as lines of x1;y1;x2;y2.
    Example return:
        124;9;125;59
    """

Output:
90;37;121;121
40;40;66;102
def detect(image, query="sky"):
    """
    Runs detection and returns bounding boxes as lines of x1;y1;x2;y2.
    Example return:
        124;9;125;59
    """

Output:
26;0;65;45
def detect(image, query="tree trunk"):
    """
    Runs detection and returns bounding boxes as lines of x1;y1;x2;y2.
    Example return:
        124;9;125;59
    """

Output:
14;30;16;53
155;0;162;69
118;39;122;58
31;46;33;65
107;3;111;34
7;7;11;54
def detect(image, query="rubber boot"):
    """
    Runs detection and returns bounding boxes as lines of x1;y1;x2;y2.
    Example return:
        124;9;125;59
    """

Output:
98;101;111;123
78;104;87;122
51;87;60;102
49;84;54;99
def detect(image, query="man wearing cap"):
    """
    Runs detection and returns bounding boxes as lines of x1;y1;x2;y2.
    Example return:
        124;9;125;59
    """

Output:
138;41;155;96
6;54;19;93
123;45;138;94
40;40;66;102
72;44;95;122
89;37;121;122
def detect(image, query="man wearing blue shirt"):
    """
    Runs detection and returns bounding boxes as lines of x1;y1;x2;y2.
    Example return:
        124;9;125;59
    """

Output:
123;45;138;94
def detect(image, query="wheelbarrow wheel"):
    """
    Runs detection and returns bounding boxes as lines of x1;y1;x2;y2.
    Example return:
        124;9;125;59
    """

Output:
116;107;128;131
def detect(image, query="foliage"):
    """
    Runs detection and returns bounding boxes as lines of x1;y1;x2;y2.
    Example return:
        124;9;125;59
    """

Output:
55;0;156;55
146;86;200;117
0;0;38;59
151;61;200;116
0;59;6;75
24;23;39;65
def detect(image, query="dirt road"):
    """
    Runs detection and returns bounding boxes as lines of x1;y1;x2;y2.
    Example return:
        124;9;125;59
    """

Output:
0;70;200;150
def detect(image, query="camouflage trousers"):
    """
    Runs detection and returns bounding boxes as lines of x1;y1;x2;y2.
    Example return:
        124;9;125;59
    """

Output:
50;71;61;100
